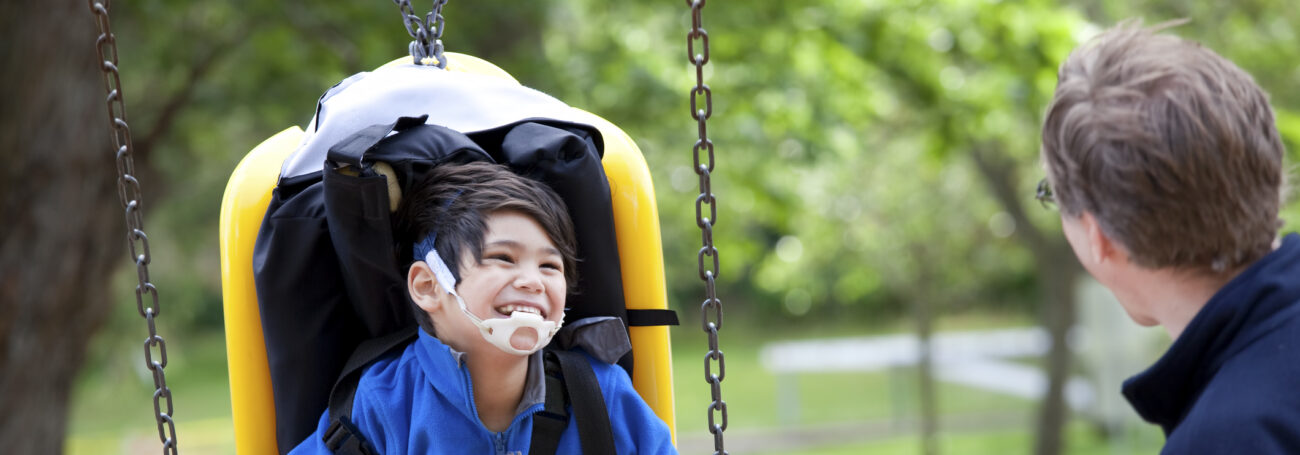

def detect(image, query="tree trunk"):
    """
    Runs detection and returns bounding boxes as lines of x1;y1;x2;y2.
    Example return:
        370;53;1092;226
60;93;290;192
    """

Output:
0;3;134;453
968;146;1081;455
907;244;941;455
914;289;940;455
1032;255;1078;455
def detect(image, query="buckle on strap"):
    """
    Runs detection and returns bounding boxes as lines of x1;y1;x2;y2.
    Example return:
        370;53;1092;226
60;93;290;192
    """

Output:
323;417;379;455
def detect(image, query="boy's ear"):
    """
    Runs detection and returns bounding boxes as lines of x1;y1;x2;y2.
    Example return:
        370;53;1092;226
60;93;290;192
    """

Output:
408;262;444;313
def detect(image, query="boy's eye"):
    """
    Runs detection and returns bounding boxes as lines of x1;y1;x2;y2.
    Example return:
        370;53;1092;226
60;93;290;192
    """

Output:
541;261;563;271
487;253;514;263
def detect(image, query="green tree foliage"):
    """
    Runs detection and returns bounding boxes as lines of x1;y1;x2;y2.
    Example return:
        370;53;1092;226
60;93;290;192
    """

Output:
103;0;1300;328
524;0;1090;322
525;0;1300;319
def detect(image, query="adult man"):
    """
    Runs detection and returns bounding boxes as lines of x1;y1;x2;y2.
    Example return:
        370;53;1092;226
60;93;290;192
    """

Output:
1038;21;1300;453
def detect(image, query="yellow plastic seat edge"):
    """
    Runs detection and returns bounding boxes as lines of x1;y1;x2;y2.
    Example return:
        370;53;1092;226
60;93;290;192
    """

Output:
582;111;678;443
219;126;304;454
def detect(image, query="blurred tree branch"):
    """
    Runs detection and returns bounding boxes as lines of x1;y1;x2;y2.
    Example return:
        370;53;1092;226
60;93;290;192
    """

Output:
135;38;239;169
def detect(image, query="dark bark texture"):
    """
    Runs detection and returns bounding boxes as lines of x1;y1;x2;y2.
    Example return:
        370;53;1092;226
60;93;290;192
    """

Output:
0;3;136;453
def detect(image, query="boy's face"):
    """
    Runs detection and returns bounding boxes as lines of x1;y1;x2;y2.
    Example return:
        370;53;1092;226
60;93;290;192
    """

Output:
435;210;567;354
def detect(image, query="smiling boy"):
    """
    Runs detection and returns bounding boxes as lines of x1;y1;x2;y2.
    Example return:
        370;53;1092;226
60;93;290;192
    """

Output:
290;161;676;454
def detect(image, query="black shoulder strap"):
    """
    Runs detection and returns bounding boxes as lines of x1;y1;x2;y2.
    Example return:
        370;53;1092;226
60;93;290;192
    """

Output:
557;350;616;454
323;327;419;455
530;350;617;455
530;352;570;455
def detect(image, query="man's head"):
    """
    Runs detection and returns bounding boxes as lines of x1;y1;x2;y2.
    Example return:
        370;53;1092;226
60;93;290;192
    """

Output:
394;162;579;345
1041;21;1286;276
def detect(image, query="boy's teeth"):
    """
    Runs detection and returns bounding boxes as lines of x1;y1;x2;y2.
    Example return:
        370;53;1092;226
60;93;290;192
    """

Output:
497;305;541;316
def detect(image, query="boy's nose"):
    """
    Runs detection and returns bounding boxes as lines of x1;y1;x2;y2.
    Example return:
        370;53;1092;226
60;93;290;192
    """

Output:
513;272;544;293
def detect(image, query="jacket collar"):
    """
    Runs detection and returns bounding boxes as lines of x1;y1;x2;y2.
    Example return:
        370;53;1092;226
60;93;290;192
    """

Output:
1123;233;1300;433
412;330;546;421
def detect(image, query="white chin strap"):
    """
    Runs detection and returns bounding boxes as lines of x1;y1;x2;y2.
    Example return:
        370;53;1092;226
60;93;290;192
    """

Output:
424;249;561;356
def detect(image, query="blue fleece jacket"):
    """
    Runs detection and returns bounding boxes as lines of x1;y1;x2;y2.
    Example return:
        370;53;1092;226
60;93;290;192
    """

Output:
289;330;677;454
1123;233;1300;454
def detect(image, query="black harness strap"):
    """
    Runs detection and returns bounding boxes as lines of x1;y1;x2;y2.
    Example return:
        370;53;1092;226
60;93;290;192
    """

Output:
626;309;679;327
557;350;617;454
530;352;570;455
530;350;616;455
324;327;419;455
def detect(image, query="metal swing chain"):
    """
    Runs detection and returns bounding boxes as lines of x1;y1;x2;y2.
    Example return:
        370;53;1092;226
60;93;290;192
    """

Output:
87;1;179;454
393;0;449;68
687;0;728;453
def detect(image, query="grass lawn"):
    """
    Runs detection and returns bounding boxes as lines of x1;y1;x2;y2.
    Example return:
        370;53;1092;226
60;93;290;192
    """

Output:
758;421;1159;455
67;330;237;455
667;312;1164;454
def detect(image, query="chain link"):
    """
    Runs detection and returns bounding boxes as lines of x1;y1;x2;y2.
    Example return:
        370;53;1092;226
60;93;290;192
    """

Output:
687;0;728;453
87;2;178;453
392;0;449;68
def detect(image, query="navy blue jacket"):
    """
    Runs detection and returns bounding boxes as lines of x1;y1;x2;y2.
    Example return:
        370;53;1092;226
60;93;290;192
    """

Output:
1124;233;1300;453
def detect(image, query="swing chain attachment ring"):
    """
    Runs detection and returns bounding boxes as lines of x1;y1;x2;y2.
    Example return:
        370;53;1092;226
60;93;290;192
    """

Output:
686;0;728;453
393;0;449;68
87;1;179;454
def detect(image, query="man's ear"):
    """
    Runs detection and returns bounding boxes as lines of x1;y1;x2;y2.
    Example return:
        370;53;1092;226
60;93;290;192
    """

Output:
1080;211;1123;265
408;262;444;313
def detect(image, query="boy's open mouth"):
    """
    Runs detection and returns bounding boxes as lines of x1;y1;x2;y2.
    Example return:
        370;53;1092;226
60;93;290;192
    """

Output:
494;304;544;318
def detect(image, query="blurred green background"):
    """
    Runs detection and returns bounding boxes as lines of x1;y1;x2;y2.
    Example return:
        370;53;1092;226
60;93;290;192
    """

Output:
52;0;1300;454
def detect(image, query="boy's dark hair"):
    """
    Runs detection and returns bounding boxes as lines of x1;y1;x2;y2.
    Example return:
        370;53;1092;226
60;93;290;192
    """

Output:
394;162;580;330
1041;20;1287;273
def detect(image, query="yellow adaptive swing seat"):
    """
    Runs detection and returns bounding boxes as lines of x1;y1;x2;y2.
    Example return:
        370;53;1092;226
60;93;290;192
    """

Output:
218;52;675;453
